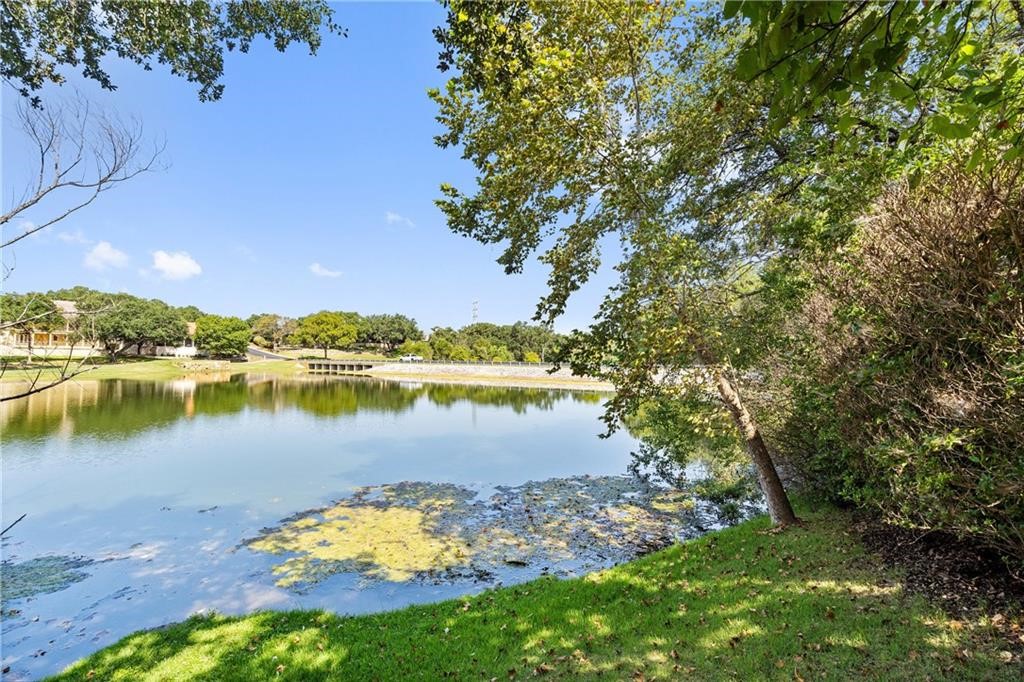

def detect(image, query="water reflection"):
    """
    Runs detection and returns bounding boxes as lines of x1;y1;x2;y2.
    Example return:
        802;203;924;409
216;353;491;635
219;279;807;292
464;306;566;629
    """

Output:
0;376;605;444
1;376;628;680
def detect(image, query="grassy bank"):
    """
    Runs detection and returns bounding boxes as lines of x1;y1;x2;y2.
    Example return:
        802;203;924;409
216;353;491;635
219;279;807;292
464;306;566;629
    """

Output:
0;358;305;384
274;348;389;360
50;508;1018;681
1;358;613;391
364;368;614;391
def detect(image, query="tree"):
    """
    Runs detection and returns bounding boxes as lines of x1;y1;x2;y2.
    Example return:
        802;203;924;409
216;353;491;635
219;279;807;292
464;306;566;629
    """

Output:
3;1;343;106
293;311;357;358
471;341;514;363
177;305;205;321
428;326;458;359
432;0;821;524
359;314;422;352
397;339;433;360
89;295;187;359
195;315;250;358
249;313;297;351
726;1;1024;167
448;344;473;361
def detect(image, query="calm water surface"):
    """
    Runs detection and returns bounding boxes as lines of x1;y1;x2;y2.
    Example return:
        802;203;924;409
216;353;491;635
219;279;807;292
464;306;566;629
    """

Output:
1;376;642;679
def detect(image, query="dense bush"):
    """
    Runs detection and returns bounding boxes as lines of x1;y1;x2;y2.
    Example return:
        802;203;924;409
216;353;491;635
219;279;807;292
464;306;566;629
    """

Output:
764;166;1024;566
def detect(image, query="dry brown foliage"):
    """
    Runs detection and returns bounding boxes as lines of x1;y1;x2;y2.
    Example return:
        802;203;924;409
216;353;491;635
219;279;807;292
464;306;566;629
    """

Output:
762;164;1024;565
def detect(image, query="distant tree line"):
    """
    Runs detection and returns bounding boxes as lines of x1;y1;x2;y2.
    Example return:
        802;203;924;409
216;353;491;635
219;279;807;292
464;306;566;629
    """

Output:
416;322;563;362
3;286;561;363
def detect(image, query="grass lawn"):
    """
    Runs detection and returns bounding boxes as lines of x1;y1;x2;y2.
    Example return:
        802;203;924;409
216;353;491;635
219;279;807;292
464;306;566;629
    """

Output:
49;508;1018;681
0;358;306;384
275;348;390;360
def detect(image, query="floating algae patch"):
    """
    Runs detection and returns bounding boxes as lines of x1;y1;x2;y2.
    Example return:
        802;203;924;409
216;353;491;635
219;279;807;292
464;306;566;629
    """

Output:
244;476;757;590
1;555;94;604
244;482;472;587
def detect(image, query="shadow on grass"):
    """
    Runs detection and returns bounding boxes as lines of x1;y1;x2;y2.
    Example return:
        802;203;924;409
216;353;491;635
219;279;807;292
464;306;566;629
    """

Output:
51;511;1018;681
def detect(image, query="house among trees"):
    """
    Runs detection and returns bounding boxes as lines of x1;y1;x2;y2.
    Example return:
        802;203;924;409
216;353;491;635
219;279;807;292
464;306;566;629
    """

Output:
0;299;91;357
0;297;198;358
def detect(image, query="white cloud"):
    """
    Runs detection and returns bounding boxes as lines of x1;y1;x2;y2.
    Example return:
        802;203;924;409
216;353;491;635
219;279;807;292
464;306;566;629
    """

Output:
385;211;415;228
309;262;341;278
58;229;91;245
83;241;129;271
152;250;202;280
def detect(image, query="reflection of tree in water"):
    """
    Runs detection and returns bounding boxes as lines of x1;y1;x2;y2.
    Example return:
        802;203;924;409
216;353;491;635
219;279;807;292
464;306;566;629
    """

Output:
1;380;185;443
0;376;603;443
424;383;603;413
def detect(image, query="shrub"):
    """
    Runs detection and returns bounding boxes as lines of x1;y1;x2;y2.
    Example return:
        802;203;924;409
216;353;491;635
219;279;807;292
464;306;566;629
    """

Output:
764;166;1024;567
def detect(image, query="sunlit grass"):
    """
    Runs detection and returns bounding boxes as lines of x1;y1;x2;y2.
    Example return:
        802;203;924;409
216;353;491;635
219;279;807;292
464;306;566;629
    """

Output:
275;348;389;360
50;508;1018;680
0;356;613;389
0;358;305;384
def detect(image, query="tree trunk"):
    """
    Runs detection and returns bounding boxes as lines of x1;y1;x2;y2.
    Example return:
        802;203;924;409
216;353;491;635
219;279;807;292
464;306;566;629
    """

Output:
714;368;798;525
696;348;798;526
322;346;328;359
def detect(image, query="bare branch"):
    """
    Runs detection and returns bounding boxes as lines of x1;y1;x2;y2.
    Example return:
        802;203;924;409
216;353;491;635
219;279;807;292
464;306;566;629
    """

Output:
1;93;165;249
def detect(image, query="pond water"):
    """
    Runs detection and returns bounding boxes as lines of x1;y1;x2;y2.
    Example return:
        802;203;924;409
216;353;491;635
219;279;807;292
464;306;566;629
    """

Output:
0;376;753;679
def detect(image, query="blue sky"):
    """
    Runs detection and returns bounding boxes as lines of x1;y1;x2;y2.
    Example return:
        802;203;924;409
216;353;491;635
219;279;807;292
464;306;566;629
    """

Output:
2;2;618;333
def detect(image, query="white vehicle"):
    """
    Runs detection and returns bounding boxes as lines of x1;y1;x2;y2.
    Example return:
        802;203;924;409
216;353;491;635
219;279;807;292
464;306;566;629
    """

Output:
399;354;424;362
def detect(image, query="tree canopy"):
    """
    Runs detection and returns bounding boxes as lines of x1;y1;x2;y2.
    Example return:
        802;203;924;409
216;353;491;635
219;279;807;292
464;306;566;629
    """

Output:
727;1;1024;168
2;0;343;106
432;0;1024;550
357;314;423;351
195;315;250;358
293;311;357;358
432;0;808;523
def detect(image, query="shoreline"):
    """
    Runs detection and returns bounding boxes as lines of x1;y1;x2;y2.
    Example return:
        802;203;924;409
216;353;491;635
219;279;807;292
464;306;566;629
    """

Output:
363;371;614;391
0;358;614;393
47;507;1021;681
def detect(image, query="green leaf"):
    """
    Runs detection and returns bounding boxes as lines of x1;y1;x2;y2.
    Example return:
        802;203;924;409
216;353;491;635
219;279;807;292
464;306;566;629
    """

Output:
971;84;1002;106
739;1;764;22
837;114;859;134
874;42;908;72
736;47;760;79
723;1;742;20
889;80;916;103
929;115;972;140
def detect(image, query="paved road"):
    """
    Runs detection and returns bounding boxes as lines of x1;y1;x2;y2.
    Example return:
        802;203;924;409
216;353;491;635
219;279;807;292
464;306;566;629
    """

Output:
247;346;291;360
